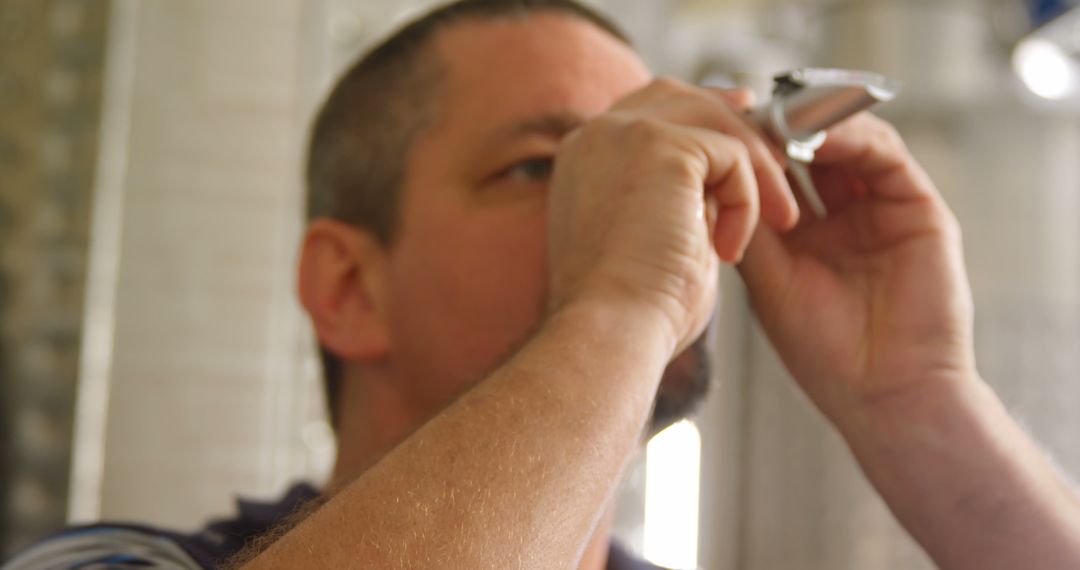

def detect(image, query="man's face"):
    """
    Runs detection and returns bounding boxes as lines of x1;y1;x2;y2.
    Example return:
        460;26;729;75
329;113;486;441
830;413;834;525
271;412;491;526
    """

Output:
381;13;710;429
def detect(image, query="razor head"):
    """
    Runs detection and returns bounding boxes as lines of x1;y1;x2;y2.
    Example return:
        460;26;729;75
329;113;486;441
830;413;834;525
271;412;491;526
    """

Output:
752;69;903;219
768;69;904;142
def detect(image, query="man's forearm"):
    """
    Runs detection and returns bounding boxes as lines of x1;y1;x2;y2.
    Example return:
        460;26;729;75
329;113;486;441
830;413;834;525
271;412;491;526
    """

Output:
241;301;673;569
843;376;1080;569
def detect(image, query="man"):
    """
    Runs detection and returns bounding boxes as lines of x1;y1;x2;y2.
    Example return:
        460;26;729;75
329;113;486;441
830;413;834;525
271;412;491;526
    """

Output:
7;0;1080;569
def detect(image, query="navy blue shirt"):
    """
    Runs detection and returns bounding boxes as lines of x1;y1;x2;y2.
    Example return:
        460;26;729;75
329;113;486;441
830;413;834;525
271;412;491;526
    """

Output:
5;484;669;569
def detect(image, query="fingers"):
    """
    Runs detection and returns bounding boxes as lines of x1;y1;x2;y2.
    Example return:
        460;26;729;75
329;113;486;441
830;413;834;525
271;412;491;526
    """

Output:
678;125;760;263
815;113;938;203
616;116;761;264
702;86;789;164
705;87;756;109
615;78;800;232
643;123;756;264
735;223;794;314
782;165;867;231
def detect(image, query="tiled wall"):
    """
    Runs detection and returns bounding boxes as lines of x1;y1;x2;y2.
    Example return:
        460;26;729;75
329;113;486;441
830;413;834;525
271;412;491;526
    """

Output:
78;0;333;530
0;0;107;557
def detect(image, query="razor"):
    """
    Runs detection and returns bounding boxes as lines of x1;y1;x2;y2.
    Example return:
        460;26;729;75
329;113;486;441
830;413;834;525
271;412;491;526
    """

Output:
752;69;903;218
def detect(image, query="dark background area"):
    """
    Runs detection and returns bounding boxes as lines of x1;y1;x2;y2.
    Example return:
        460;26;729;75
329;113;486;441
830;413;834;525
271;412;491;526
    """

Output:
0;0;107;558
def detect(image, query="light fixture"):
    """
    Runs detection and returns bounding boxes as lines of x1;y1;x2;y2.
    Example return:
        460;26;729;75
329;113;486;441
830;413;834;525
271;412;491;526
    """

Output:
1013;6;1080;100
643;419;701;570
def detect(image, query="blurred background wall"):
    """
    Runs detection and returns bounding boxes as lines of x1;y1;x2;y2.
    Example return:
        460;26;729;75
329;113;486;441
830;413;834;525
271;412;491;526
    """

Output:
2;0;1080;568
0;0;108;553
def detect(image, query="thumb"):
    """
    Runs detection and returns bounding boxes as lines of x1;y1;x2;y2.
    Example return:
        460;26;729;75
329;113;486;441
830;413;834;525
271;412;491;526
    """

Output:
736;224;795;314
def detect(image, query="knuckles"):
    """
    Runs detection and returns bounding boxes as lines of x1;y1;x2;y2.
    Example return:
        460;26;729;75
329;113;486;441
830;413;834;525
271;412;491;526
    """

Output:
562;110;753;186
858;114;908;154
618;116;673;148
937;207;964;245
566;113;674;156
645;75;692;95
874;123;907;155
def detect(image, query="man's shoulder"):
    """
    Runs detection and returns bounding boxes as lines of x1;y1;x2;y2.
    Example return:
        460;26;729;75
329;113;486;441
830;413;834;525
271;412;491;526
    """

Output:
2;483;320;570
4;483;672;569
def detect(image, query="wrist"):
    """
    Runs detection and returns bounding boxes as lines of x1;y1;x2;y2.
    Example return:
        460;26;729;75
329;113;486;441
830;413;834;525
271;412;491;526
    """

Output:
833;370;1080;570
837;370;992;456
545;295;679;364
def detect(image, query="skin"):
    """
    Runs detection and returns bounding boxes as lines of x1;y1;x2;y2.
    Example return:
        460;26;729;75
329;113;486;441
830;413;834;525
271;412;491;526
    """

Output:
276;11;1080;570
297;16;663;567
306;11;647;480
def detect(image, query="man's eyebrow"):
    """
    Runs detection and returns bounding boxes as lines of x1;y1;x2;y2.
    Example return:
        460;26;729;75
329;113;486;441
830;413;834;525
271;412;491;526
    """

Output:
498;112;586;141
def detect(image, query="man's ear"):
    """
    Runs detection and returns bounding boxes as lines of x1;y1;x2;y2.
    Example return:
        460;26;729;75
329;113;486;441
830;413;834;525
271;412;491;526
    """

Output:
297;219;391;362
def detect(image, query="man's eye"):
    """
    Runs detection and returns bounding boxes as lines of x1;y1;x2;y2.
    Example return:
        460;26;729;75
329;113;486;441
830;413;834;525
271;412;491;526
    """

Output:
503;157;554;183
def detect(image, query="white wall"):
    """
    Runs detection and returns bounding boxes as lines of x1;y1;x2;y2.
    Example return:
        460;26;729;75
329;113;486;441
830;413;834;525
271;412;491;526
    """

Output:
73;0;332;528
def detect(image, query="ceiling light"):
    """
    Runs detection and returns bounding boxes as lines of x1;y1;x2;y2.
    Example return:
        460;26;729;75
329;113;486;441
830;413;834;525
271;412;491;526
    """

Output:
1013;36;1079;99
1013;5;1080;100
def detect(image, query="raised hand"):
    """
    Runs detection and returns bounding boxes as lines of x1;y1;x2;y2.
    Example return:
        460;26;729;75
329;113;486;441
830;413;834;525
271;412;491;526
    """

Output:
737;113;976;424
548;78;799;355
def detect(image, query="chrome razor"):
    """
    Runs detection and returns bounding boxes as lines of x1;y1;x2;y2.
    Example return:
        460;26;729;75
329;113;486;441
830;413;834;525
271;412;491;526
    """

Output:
753;69;903;218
